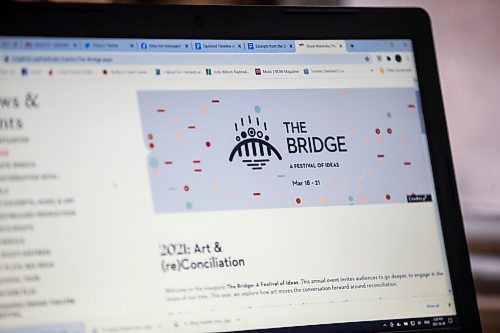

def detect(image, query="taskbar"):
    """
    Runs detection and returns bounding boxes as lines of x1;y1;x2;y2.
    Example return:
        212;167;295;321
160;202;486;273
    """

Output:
244;315;459;333
0;315;459;333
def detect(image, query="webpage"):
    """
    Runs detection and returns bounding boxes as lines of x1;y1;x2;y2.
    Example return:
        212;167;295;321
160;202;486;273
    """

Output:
0;38;457;332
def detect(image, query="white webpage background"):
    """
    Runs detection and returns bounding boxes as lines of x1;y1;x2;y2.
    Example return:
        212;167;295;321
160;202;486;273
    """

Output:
0;61;456;332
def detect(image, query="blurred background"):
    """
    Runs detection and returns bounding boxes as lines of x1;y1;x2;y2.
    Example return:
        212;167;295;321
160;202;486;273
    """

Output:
14;0;500;331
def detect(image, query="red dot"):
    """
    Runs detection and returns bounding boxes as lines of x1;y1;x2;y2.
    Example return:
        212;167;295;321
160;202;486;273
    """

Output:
375;128;381;135
387;128;393;134
386;194;391;200
205;141;211;148
149;143;154;149
147;133;153;140
184;185;190;192
295;197;302;204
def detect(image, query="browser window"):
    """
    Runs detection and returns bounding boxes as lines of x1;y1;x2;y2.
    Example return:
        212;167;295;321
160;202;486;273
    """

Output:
0;38;458;332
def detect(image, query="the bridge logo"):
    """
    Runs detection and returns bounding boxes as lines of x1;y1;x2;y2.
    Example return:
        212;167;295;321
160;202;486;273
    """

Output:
229;115;282;170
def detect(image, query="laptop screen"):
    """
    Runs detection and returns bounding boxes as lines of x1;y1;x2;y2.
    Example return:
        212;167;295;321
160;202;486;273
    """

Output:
0;38;458;332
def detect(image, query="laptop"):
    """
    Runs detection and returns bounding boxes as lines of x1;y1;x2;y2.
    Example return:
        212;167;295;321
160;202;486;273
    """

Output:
0;3;481;333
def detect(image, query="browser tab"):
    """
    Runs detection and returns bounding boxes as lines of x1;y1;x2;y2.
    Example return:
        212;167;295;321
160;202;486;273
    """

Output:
295;40;346;53
80;39;137;51
19;39;49;50
192;40;245;52
49;39;80;50
138;40;190;52
244;40;295;53
0;38;20;49
14;38;80;51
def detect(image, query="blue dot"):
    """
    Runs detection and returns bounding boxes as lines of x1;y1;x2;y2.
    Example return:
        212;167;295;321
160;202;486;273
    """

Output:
149;158;159;169
348;196;354;202
186;202;193;210
387;112;392;118
254;105;261;113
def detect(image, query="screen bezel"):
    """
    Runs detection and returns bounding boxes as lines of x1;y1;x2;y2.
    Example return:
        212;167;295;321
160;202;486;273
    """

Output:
0;3;481;332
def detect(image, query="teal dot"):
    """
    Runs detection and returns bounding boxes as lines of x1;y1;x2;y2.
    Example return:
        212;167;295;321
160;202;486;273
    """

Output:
254;105;261;113
149;158;159;169
186;202;193;210
387;112;392;118
348;195;354;202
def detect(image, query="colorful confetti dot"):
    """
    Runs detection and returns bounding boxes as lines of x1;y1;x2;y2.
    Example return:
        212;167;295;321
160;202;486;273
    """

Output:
147;133;153;140
387;128;393;134
205;141;212;148
387;112;392;118
149;158;159;168
295;197;302;204
386;194;391;200
149;142;155;149
183;185;190;192
348;195;354;202
375;128;381;135
254;105;262;113
186;202;193;210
